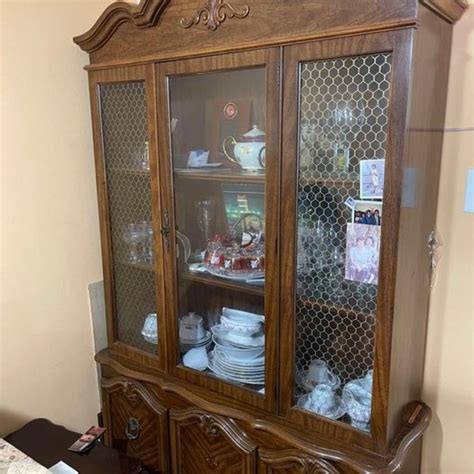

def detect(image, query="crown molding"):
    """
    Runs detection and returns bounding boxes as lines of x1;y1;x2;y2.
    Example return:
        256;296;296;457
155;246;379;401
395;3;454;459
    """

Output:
420;0;469;23
73;0;169;53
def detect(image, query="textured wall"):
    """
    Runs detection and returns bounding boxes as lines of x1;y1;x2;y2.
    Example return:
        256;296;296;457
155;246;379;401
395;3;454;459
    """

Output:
421;4;474;473
0;0;109;436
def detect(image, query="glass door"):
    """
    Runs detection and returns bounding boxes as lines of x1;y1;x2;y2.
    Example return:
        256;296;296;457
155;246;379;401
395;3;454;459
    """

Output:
157;49;280;410
280;33;406;443
90;66;166;367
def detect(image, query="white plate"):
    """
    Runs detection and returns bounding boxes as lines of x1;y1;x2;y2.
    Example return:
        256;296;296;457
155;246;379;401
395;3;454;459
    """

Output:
211;326;265;348
180;330;211;345
208;356;265;385
188;263;208;273
214;358;265;374
296;394;346;420
222;308;265;323
213;361;264;378
206;267;264;281
214;348;265;367
213;340;264;360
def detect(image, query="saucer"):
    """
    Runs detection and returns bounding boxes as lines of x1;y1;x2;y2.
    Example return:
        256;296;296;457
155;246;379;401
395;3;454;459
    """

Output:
297;394;346;420
180;330;211;345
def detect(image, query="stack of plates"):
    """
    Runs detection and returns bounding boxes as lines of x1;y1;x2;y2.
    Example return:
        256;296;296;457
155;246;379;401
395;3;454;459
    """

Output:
208;349;265;385
179;330;212;353
206;307;266;386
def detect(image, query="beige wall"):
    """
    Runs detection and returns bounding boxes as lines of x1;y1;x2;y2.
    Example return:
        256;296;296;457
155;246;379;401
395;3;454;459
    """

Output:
0;0;109;435
421;4;474;473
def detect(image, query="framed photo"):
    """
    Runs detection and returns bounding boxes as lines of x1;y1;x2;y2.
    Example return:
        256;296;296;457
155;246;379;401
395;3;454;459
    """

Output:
345;223;381;285
352;200;382;226
360;159;385;199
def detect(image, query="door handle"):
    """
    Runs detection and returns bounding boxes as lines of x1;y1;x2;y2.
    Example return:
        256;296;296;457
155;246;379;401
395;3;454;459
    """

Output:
125;417;140;440
161;209;171;249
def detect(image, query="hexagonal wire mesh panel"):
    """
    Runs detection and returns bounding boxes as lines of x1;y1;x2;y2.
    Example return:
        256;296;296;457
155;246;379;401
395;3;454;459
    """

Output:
293;53;392;428
100;82;158;354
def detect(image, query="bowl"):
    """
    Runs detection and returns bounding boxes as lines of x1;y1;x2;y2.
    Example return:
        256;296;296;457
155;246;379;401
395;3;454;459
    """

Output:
141;313;158;345
221;315;262;334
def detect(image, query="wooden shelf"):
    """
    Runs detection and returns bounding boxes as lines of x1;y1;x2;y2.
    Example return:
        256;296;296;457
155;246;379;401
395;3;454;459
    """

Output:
174;168;265;184
119;260;155;272
181;271;264;296
297;296;374;319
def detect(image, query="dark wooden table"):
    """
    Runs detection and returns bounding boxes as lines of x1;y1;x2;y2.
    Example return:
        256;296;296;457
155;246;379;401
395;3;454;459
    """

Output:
5;418;148;474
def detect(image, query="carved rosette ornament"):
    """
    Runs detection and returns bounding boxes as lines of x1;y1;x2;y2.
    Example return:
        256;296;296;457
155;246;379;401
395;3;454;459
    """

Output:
180;0;250;31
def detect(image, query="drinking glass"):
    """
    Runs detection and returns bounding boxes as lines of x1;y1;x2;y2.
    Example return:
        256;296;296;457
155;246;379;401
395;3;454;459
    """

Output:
195;200;215;247
123;223;142;263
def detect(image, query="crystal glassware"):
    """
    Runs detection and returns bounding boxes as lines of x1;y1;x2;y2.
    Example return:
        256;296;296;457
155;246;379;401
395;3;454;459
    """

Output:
195;200;215;247
123;223;142;264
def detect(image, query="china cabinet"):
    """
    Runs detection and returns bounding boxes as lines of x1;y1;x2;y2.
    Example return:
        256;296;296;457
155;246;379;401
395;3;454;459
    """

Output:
74;0;467;472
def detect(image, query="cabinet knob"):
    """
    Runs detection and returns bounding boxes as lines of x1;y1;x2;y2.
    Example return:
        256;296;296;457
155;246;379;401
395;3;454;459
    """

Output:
125;417;140;440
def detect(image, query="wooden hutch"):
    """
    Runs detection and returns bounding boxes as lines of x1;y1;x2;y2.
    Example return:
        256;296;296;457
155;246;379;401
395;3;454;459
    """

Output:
74;0;467;472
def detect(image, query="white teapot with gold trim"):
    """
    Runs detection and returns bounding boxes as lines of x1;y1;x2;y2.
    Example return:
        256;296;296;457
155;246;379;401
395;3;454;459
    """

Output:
223;125;266;172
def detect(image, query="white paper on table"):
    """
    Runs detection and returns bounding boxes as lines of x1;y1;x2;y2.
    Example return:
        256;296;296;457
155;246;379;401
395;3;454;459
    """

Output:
48;461;78;474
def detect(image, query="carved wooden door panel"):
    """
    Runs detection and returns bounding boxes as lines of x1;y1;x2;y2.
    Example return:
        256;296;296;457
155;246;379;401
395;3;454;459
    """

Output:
170;408;257;473
258;449;340;474
102;378;169;472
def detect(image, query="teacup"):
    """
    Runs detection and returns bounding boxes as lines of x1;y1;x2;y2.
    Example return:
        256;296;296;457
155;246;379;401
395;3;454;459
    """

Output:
307;384;337;415
179;312;205;341
307;359;339;388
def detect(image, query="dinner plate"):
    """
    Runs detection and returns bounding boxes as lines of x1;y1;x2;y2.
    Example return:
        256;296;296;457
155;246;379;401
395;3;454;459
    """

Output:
208;353;265;385
211;326;265;348
214;358;265;375
214;348;265;367
206;267;264;281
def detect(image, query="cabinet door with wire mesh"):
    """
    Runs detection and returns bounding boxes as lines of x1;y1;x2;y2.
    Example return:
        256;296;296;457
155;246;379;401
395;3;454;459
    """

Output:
280;35;402;439
94;71;164;363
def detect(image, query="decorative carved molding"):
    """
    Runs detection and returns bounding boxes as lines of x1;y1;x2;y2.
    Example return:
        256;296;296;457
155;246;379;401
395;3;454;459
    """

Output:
96;351;432;473
259;449;340;473
102;377;166;416
420;0;468;23
170;407;257;454
180;0;250;31
73;0;169;53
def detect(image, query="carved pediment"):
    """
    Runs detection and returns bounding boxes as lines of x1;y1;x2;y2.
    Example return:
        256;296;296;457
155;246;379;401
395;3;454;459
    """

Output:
73;0;169;53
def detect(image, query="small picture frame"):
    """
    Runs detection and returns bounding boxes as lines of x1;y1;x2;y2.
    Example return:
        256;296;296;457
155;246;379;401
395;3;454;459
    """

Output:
345;223;381;285
352;200;382;226
360;159;385;200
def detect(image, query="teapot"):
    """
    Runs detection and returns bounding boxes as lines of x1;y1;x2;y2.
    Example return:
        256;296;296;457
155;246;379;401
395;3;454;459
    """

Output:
342;378;372;431
223;125;266;172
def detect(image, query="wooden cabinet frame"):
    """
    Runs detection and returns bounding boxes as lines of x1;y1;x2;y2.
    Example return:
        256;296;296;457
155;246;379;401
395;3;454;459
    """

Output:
88;65;167;370
76;1;467;470
280;29;413;452
156;48;281;412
